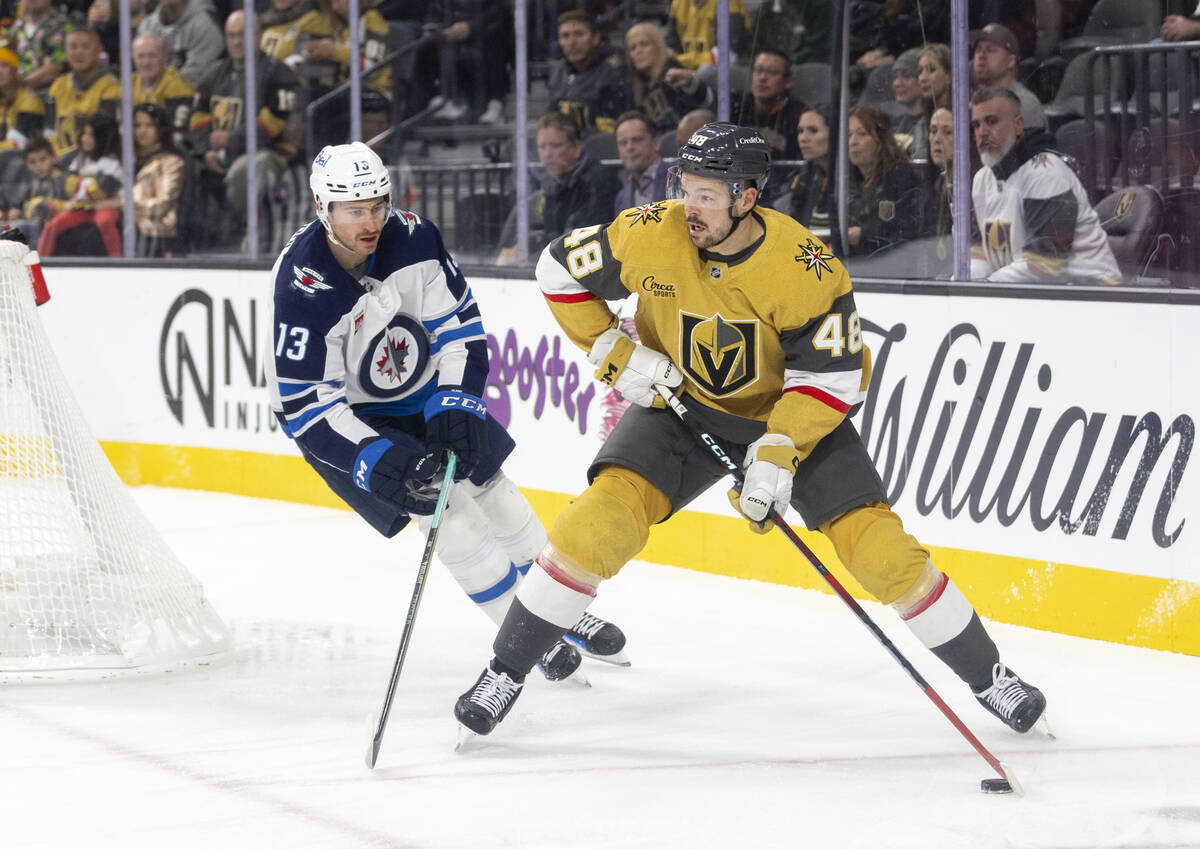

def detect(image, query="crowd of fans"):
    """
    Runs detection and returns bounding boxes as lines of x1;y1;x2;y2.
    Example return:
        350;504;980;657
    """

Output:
0;0;1193;280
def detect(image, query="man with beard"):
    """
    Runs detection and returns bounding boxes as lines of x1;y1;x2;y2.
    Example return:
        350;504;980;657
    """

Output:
453;122;1049;744
969;86;1119;285
969;24;1045;131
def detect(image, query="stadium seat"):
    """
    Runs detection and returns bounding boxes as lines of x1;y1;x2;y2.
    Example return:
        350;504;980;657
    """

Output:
1095;184;1164;276
1057;0;1164;62
583;131;618;162
791;62;831;108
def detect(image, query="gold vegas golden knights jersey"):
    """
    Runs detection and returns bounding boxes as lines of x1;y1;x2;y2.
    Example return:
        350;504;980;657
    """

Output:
46;71;122;155
538;200;872;460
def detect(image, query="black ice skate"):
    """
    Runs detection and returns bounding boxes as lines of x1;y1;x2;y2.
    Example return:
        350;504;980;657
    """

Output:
455;662;524;736
538;640;582;682
564;611;630;666
974;663;1048;734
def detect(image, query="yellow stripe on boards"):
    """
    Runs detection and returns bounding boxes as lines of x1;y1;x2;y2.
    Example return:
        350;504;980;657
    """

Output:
98;441;1200;657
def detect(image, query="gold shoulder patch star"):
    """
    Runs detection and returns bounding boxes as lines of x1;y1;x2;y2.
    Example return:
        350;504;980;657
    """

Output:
794;238;835;280
624;202;667;226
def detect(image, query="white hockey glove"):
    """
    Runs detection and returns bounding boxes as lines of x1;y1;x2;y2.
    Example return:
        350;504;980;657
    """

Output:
732;433;801;532
587;328;681;408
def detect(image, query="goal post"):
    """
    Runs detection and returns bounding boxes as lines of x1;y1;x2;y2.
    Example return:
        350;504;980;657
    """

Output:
0;240;232;679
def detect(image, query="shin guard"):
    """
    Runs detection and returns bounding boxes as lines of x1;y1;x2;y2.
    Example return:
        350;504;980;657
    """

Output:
495;548;598;675
464;470;548;571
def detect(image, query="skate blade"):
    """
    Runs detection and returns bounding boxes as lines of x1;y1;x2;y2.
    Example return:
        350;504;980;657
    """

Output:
1036;712;1056;740
552;668;591;688
454;725;482;753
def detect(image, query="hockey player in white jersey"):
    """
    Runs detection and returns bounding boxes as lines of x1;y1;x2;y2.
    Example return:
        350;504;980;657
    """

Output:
969;86;1121;286
266;142;627;679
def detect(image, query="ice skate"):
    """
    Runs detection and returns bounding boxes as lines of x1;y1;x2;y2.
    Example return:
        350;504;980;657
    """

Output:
454;662;523;736
974;663;1048;734
564;611;630;667
537;640;588;686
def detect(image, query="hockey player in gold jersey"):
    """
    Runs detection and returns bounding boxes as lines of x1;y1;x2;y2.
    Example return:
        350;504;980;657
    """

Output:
455;122;1049;740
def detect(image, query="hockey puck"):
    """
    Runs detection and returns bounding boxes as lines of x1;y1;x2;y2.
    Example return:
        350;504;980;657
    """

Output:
980;778;1013;794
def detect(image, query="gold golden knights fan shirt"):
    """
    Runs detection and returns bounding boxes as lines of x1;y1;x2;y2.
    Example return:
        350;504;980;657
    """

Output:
536;200;871;459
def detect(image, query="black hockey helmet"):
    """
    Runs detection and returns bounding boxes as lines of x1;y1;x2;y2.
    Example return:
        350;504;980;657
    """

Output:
674;121;772;199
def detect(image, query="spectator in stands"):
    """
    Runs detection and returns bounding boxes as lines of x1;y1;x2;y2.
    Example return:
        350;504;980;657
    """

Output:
735;49;804;161
890;47;927;159
292;0;392;144
626;21;712;135
674;106;716;150
132;102;185;256
613;110;668;216
970;23;1046;131
138;0;225;89
5;138;66;242
7;0;73;92
261;0;315;62
548;10;625;137
0;45;46;155
190;10;299;250
88;0;151;62
918;43;951;115
925;105;954;272
665;0;750;71
784;105;833;235
38;112;123;257
132;32;195;137
420;1;512;125
750;0;832;65
1161;5;1200;41
497;112;620;263
853;0;950;70
843;104;925;258
46;27;121;156
969;86;1120;285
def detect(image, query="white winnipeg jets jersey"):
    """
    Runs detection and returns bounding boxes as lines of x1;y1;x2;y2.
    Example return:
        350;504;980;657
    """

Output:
971;147;1121;285
265;212;488;474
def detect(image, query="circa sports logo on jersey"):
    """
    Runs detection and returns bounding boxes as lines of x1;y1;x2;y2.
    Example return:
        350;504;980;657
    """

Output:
679;311;759;397
640;274;676;297
358;314;430;398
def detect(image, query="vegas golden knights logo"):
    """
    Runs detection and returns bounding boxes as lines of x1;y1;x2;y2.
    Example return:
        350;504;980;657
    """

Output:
679;311;758;397
211;96;245;132
984;221;1013;269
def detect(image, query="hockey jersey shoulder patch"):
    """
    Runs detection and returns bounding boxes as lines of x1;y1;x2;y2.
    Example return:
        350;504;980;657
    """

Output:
291;264;332;296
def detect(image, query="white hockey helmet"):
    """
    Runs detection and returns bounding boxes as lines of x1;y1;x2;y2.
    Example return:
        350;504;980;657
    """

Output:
309;141;393;235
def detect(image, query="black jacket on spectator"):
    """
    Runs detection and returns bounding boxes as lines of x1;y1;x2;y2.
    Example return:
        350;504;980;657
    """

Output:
734;93;804;161
786;158;832;233
845;161;926;258
629;57;713;134
501;154;621;253
188;54;299;164
548;43;626;136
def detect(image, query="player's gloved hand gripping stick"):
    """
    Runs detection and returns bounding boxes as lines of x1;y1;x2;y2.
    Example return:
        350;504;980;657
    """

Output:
652;383;1023;796
366;452;457;769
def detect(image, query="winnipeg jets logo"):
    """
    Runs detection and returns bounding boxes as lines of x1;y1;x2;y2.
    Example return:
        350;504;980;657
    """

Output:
794;239;835;280
358;314;430;398
624;202;667;227
291;265;331;296
375;333;410;381
398;209;420;234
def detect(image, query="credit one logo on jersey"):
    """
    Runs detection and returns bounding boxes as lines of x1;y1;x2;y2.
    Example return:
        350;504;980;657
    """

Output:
679;311;758;397
359;314;429;398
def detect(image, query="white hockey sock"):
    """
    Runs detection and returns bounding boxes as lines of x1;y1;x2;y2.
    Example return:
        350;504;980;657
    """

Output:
417;484;518;625
893;567;975;650
463;470;548;570
516;547;598;630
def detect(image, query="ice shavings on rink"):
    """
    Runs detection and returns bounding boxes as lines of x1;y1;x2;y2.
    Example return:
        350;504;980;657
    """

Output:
4;486;1200;849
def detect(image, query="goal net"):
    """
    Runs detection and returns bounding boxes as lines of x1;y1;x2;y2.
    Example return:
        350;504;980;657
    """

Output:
0;241;232;679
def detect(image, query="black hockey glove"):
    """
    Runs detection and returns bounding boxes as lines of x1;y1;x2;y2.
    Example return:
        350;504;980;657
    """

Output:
0;225;27;244
423;389;489;478
352;436;444;516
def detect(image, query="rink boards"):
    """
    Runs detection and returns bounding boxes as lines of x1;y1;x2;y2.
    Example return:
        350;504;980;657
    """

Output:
34;265;1200;656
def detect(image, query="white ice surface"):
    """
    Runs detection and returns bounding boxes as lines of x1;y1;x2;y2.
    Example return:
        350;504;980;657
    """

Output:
4;487;1200;849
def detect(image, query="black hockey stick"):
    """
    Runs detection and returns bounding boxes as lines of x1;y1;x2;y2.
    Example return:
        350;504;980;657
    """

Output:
653;385;1022;794
366;451;458;769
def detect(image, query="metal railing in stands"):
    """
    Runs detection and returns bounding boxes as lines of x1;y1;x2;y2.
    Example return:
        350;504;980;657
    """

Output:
303;35;433;162
1082;42;1200;197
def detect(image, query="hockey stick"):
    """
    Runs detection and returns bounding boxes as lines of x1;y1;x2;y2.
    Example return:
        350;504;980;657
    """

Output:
653;385;1021;793
366;451;458;769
